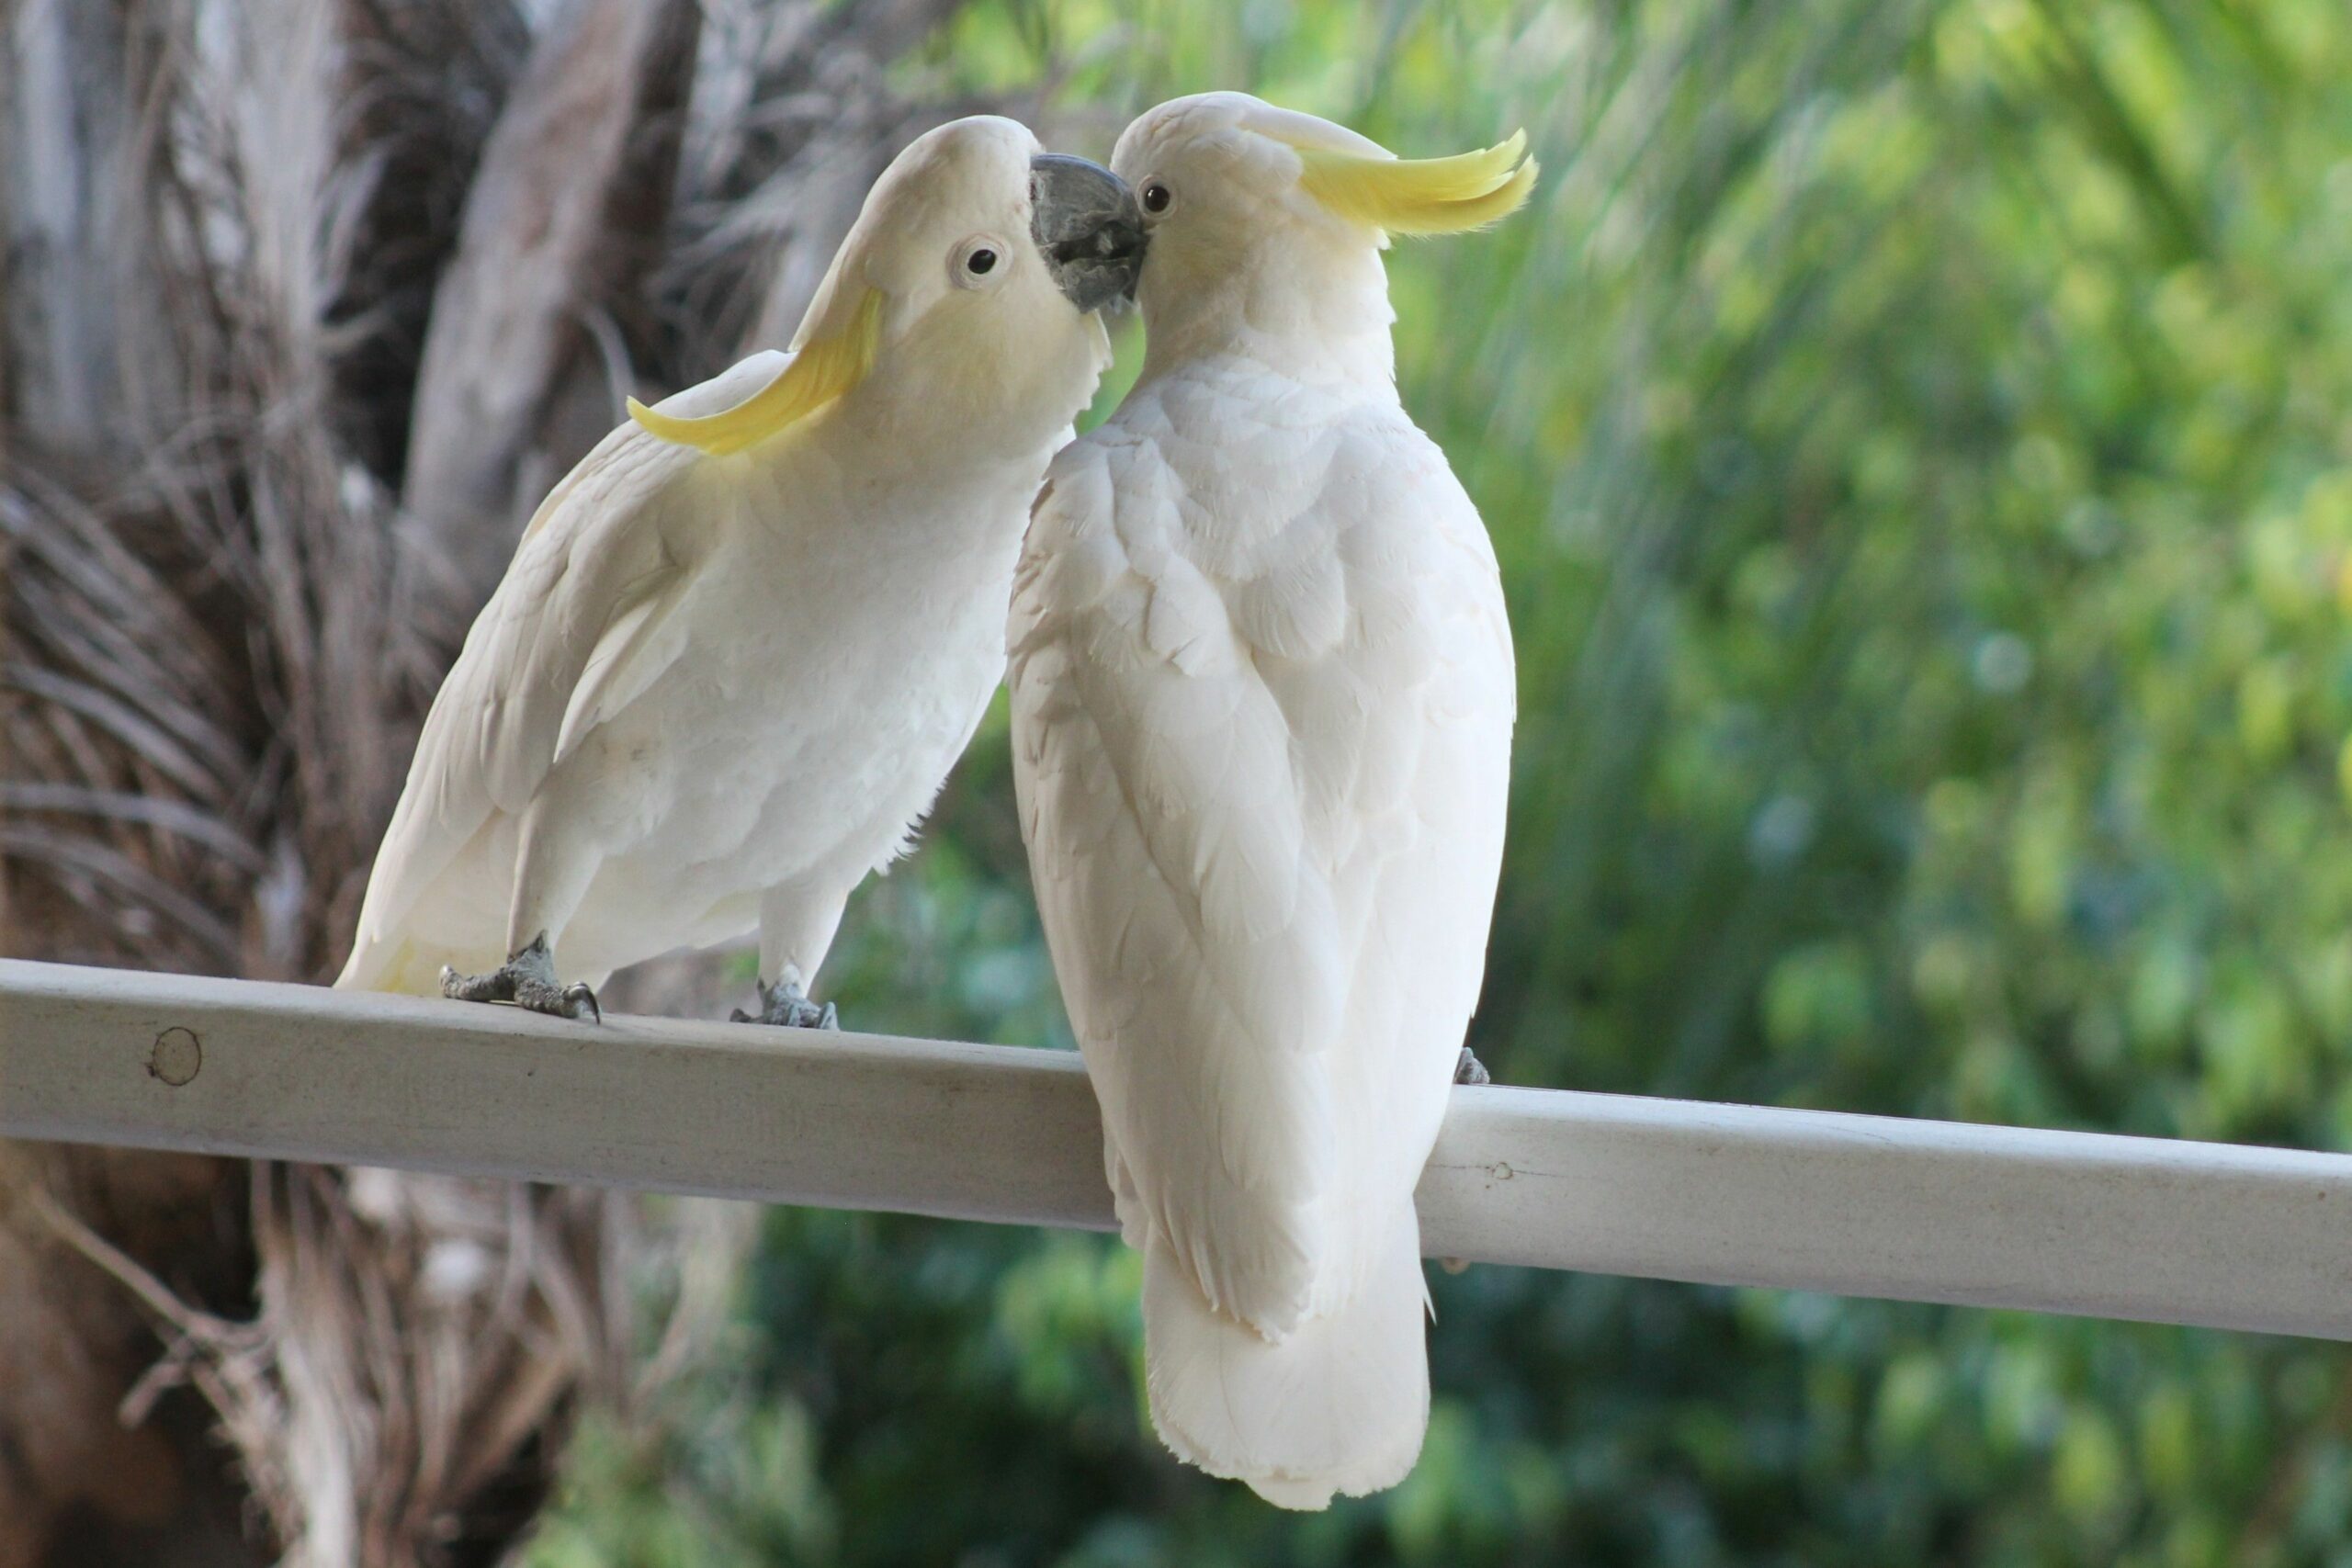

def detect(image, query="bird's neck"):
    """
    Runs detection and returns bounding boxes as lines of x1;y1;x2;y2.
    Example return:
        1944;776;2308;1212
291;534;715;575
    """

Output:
1136;246;1397;395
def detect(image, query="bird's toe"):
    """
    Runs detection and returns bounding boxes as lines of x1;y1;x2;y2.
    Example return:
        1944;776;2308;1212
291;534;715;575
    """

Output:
740;979;836;1030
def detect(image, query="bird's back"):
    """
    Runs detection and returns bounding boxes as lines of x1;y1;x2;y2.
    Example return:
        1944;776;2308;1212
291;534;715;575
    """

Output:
1012;356;1516;1323
336;358;786;992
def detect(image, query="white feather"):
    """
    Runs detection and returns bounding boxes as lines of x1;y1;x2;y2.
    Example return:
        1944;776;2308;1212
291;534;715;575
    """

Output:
1011;346;1515;1503
339;118;1115;1002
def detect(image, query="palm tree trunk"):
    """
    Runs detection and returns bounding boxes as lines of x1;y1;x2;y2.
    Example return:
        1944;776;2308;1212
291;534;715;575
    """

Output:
0;2;972;1562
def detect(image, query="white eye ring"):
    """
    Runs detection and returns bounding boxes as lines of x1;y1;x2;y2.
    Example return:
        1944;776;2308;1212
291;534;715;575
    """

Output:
951;234;1012;290
1139;178;1173;220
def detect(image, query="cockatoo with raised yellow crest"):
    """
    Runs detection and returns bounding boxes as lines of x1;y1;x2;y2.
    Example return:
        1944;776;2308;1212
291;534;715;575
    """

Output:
338;117;1146;1025
1009;93;1532;1507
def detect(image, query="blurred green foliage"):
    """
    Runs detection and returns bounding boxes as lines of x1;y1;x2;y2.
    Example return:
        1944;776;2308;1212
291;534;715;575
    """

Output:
526;0;2352;1562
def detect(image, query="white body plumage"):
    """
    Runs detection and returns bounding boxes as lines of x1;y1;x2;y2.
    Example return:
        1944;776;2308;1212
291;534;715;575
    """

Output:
1010;94;1528;1507
340;118;1129;1005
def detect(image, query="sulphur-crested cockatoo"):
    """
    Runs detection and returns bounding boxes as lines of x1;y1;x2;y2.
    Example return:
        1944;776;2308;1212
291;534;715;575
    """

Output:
1009;93;1532;1507
338;117;1146;1025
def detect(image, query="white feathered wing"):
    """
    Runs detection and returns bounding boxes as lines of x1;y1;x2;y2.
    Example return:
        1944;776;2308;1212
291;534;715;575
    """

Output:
1010;375;1514;1507
336;355;784;996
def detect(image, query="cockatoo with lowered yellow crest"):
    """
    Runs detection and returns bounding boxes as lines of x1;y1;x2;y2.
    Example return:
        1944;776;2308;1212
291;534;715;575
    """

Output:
338;116;1146;1024
1009;93;1532;1507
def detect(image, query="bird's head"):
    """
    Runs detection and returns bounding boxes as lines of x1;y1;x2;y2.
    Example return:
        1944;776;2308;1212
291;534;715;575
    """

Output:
630;116;1146;457
1106;93;1535;370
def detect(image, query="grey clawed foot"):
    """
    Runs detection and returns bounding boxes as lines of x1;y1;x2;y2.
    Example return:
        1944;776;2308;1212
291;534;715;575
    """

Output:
731;977;839;1031
440;931;602;1023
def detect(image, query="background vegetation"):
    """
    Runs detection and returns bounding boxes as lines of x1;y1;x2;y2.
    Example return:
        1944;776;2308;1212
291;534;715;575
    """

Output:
518;0;2352;1563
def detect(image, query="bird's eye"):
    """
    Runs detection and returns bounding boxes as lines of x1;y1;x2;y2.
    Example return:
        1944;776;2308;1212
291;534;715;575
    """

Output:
951;234;1012;289
1142;182;1172;215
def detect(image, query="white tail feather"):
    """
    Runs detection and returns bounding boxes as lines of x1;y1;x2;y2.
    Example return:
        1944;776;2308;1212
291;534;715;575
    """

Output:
334;934;492;997
1141;1202;1430;1510
335;934;434;995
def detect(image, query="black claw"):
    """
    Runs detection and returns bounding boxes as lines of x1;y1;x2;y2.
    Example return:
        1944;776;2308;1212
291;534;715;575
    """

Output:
563;983;603;1024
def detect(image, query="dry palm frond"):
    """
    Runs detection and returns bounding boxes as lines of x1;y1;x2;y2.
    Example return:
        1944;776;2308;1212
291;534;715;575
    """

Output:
657;0;993;376
0;0;981;1563
7;0;638;1558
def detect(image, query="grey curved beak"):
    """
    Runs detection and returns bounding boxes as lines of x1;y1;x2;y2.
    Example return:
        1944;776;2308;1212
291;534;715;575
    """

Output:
1030;153;1148;313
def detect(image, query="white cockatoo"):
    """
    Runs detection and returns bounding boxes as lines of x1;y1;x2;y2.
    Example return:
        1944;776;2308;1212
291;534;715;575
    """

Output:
338;117;1146;1024
1008;93;1532;1507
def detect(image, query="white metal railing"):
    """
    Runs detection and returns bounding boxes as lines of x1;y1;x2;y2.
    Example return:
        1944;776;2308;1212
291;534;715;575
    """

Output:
5;956;2350;1340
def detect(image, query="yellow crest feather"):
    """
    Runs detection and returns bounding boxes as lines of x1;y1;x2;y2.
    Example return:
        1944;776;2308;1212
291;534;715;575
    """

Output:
628;288;885;456
1294;129;1536;236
